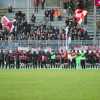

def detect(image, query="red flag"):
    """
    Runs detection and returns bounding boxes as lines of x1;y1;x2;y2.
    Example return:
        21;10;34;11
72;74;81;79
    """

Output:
1;16;14;32
74;9;88;24
95;0;100;6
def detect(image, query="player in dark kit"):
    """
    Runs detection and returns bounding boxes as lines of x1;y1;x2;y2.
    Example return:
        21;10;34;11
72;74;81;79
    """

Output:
0;50;4;69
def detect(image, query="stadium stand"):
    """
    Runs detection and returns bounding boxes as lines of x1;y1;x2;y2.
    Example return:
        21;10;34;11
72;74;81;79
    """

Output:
1;0;89;40
0;0;100;69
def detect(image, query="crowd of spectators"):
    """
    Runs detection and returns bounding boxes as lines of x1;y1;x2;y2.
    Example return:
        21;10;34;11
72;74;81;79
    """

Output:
0;48;100;69
0;0;90;41
65;17;90;40
45;8;62;21
0;9;89;41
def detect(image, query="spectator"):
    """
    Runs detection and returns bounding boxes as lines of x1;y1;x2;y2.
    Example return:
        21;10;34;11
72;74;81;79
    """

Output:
41;0;45;9
34;0;40;12
57;9;62;21
50;9;54;21
63;0;68;10
31;13;36;23
8;5;13;13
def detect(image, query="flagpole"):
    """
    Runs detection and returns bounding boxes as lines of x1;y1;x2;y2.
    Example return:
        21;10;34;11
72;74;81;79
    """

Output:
94;0;97;45
26;0;30;23
13;0;16;8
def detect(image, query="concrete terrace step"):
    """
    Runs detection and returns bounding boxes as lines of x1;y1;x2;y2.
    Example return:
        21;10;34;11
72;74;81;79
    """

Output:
48;21;65;27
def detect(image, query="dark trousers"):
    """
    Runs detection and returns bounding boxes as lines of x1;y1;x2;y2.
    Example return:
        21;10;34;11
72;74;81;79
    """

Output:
71;58;76;69
90;60;96;68
37;61;42;68
35;5;38;12
91;63;95;68
50;59;55;68
9;60;15;69
68;60;72;68
16;61;20;69
0;60;4;68
41;61;47;68
33;60;37;68
50;15;54;21
41;2;45;9
6;62;10;69
81;60;85;69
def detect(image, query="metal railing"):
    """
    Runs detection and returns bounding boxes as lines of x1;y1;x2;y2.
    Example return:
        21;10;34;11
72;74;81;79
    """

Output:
0;40;100;50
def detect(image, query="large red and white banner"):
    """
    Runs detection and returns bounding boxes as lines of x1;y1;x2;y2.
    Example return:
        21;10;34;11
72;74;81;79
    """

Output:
1;16;14;32
95;0;100;6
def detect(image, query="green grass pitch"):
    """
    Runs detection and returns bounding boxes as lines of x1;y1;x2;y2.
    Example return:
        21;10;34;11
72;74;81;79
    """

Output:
0;69;100;100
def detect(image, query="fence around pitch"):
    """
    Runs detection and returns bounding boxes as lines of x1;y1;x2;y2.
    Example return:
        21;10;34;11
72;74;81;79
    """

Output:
0;40;100;50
